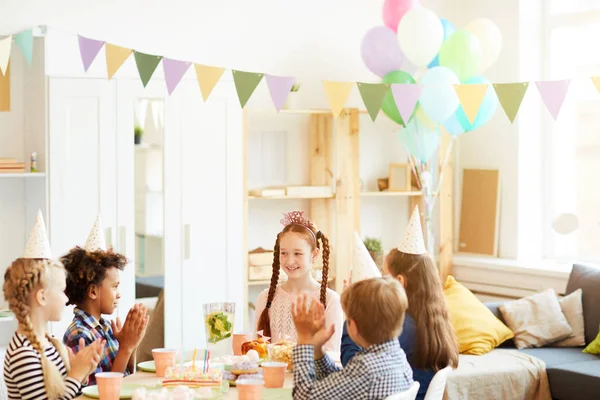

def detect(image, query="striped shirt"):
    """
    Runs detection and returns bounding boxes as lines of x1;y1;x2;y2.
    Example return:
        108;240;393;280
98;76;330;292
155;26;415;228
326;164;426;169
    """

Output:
3;332;81;400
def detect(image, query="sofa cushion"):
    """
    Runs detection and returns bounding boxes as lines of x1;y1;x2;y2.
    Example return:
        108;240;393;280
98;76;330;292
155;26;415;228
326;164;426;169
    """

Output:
566;264;600;344
546;360;600;400
518;347;597;367
583;327;600;355
553;288;586;347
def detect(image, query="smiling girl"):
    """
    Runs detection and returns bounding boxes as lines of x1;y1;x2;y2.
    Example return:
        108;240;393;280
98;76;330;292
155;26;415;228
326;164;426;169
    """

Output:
254;211;343;351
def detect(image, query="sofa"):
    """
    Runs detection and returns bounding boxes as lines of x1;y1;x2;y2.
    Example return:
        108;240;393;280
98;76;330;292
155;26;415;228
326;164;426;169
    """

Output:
486;263;600;400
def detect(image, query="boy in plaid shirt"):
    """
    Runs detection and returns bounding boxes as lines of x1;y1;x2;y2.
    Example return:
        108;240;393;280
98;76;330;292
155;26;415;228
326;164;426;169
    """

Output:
61;217;148;386
292;277;414;400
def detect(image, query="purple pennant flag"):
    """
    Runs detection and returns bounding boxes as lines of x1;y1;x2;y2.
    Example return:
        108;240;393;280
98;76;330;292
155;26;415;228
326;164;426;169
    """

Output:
266;75;296;112
535;79;571;120
391;84;423;124
163;58;192;95
78;35;105;72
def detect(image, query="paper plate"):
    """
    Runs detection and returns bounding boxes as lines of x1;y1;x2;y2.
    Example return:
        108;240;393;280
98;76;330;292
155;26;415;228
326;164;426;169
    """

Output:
137;360;156;372
81;384;146;399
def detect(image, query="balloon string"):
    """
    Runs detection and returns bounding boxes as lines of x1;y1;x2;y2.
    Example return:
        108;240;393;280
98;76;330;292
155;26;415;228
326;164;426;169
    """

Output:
433;137;456;197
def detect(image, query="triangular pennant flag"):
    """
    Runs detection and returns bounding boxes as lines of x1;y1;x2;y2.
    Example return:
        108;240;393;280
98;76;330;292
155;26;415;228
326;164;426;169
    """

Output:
493;82;529;123
352;232;382;282
14;29;33;65
535;79;571;120
357;82;390;121
590;76;600;93
0;36;12;75
163;58;191;95
265;75;295;112
77;35;105;72
454;84;490;124
85;214;107;252
397;206;426;255
391;84;422;125
232;70;264;108
322;81;354;118
0;62;10;111
106;44;132;79
134;51;163;88
195;64;225;101
23;210;52;259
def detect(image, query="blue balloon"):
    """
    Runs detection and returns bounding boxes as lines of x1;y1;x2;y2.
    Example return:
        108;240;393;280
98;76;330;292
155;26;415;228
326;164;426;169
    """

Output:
427;19;456;69
443;112;466;136
398;118;441;163
456;76;498;131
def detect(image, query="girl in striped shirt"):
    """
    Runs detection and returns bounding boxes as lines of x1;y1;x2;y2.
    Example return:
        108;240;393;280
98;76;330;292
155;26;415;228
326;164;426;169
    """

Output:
2;212;105;400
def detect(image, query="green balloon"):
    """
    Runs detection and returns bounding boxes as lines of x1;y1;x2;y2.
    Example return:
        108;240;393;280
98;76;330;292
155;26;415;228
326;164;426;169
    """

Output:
439;30;482;81
381;70;416;126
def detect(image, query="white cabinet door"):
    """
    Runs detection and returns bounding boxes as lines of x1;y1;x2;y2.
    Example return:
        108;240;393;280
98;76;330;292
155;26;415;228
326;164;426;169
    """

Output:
47;78;118;337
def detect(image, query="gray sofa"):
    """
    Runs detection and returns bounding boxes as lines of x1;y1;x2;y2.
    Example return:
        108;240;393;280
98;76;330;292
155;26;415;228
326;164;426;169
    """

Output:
486;263;600;400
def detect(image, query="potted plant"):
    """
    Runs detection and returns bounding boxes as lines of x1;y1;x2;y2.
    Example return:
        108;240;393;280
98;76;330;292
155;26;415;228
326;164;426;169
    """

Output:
363;237;384;270
134;124;144;145
283;82;301;110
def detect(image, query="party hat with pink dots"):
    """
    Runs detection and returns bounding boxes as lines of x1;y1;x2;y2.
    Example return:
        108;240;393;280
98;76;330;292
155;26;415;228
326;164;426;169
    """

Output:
23;210;52;259
84;213;107;251
397;206;426;255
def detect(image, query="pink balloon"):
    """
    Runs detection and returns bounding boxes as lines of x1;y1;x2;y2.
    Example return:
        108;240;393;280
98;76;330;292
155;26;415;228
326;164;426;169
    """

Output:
382;0;421;32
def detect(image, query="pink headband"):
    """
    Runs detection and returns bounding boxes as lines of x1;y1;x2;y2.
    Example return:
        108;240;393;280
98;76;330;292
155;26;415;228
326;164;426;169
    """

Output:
280;211;321;244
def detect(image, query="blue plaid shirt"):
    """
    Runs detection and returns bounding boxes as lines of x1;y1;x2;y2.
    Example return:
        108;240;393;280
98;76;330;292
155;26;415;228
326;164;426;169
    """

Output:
293;340;414;399
63;308;130;386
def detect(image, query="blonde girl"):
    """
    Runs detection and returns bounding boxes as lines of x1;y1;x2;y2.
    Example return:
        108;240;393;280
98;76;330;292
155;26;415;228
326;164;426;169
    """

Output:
255;211;343;351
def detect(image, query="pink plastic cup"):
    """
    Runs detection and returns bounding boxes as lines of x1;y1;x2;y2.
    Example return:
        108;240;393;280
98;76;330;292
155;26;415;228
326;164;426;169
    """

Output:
236;379;264;400
152;348;177;377
233;332;254;355
261;362;287;388
96;372;123;400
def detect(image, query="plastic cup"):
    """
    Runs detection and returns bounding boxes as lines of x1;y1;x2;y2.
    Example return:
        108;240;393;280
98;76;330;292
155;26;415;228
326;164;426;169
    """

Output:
152;348;177;377
236;379;264;400
261;362;287;388
96;372;123;400
232;332;254;355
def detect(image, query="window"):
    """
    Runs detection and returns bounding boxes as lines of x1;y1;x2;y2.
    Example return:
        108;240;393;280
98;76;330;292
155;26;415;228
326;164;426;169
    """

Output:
544;11;600;262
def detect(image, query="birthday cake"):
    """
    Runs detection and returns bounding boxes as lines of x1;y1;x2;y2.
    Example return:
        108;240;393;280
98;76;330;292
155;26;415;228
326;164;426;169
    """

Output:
162;366;223;388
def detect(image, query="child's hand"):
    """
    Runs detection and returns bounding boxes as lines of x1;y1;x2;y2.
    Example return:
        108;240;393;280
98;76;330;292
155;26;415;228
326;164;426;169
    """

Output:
292;294;334;348
115;304;149;352
343;270;353;291
67;338;105;383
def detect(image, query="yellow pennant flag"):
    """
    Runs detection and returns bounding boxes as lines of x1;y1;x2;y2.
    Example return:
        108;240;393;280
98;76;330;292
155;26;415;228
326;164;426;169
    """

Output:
591;77;600;93
454;84;490;124
0;62;10;111
0;35;11;76
195;64;225;101
106;44;132;79
322;81;354;118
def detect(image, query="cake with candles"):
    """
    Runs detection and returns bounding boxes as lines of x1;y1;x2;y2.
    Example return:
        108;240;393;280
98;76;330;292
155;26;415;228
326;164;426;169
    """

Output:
162;366;223;389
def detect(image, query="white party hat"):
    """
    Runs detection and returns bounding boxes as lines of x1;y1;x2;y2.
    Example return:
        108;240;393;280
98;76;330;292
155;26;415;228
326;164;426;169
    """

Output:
23;210;52;259
397;206;426;255
84;214;107;251
352;232;382;281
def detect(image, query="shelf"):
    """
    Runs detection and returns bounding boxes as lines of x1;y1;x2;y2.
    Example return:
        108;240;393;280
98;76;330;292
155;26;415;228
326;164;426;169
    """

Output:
248;277;335;286
0;172;46;178
248;194;335;200
360;191;422;197
246;108;369;115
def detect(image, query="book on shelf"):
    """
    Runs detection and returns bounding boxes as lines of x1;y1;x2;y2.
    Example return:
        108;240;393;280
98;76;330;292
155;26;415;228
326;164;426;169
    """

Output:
0;158;26;173
248;188;286;197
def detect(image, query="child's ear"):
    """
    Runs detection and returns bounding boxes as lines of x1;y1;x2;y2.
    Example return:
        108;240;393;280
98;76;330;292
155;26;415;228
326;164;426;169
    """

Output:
312;248;320;262
34;288;47;307
88;284;99;300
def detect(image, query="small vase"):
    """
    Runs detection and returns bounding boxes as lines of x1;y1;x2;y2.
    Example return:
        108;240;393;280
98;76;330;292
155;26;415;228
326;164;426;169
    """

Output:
283;92;299;110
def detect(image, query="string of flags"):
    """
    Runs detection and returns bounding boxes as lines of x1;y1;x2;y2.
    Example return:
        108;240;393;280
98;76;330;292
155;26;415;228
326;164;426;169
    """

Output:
0;27;594;127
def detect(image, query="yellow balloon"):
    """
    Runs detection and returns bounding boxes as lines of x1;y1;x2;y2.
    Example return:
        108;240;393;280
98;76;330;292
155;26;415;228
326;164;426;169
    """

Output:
466;18;502;74
415;105;439;130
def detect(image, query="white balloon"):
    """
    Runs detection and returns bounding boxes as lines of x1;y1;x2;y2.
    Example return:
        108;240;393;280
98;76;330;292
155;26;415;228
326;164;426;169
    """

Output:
466;18;502;74
397;7;444;68
552;213;579;235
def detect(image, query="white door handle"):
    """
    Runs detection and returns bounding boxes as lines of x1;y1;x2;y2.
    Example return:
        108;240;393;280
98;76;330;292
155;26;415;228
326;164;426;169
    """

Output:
119;226;126;254
184;224;191;260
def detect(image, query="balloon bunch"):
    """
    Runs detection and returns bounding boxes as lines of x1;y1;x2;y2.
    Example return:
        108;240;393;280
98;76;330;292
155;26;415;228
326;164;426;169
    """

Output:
361;0;502;136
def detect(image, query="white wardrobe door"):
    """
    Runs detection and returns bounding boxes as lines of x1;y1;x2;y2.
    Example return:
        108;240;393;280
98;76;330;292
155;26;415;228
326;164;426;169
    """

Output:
47;78;117;337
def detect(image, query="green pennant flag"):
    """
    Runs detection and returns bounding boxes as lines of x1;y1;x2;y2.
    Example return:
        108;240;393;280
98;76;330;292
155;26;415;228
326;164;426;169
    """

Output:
14;29;33;65
134;51;163;87
493;82;529;123
357;82;390;121
232;70;264;108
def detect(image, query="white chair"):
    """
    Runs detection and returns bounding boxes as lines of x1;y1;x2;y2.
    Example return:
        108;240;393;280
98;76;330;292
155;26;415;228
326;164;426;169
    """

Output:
385;381;420;400
424;366;452;400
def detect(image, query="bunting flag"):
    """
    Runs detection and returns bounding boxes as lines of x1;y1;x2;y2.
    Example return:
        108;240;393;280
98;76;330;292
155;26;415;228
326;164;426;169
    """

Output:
265;75;295;112
454;84;490;124
591;76;600;93
134;51;163;88
0;62;10;111
391;84;422;124
195;64;225;101
163;58;191;95
357;82;390;121
78;35;105;72
14;29;33;65
493;82;529;123
0;36;12;76
232;70;264;108
535;79;571;120
322;81;354;118
106;44;132;79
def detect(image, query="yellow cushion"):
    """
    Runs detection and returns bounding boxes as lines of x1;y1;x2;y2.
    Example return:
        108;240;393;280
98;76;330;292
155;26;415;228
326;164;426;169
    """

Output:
582;325;600;355
443;275;514;355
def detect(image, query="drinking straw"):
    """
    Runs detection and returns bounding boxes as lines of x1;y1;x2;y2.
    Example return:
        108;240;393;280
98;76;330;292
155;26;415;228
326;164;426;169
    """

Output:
203;349;208;373
192;348;197;371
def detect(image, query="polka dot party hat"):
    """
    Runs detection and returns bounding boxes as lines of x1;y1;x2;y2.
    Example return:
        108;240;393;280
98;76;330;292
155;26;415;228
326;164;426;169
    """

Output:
84;213;107;251
23;209;52;259
397;206;426;255
352;232;382;282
